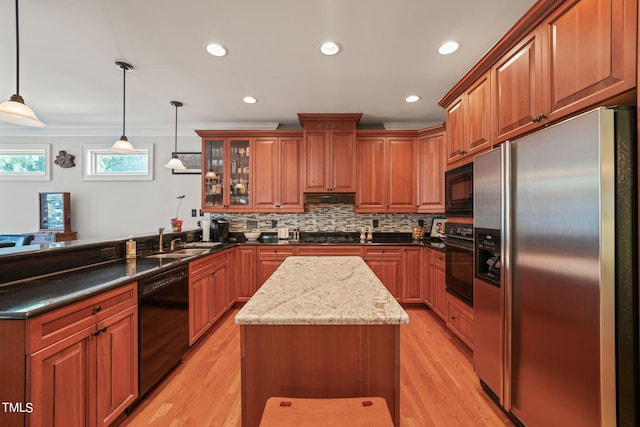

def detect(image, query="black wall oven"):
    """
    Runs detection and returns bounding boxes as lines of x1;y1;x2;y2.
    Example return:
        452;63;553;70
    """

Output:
444;222;474;305
445;163;473;217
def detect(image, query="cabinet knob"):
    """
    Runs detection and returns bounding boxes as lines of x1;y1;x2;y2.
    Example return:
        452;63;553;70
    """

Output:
92;305;101;313
211;271;215;276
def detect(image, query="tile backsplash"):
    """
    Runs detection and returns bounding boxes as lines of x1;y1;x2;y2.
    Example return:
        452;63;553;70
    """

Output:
211;204;442;234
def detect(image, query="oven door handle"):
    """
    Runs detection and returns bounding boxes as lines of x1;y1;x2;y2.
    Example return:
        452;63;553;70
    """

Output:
445;239;474;251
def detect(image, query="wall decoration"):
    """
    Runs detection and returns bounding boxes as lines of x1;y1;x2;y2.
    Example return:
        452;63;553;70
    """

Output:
171;152;201;174
54;150;75;168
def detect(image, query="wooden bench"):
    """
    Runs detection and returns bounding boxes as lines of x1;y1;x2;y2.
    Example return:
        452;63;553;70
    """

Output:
259;397;394;427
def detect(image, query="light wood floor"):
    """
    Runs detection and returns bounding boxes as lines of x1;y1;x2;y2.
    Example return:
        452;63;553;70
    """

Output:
122;307;514;427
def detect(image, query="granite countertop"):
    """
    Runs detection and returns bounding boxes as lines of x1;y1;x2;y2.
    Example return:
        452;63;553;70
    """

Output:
234;256;409;326
0;244;234;320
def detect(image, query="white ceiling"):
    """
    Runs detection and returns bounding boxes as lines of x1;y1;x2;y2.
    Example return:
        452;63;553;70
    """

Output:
0;0;537;137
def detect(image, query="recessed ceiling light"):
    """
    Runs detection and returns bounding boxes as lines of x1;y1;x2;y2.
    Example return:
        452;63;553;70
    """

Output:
438;41;459;55
405;95;420;103
206;43;227;57
243;96;257;104
320;42;340;56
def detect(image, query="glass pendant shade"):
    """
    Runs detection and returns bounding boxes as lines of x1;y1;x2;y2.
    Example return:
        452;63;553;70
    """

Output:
110;136;136;154
164;100;185;169
164;155;185;170
0;95;45;127
0;0;45;128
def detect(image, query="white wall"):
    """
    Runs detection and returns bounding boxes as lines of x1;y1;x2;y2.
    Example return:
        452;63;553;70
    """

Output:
0;132;203;239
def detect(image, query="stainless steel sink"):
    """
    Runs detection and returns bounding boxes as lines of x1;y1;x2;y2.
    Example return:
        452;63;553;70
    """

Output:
146;248;211;259
183;242;222;248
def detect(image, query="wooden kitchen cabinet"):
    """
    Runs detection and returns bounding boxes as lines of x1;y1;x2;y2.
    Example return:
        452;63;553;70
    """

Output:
296;246;363;257
356;132;417;213
298;113;361;193
493;0;636;143
198;136;253;212
426;248;447;321
417;126;446;213
364;246;403;301
446;292;474;349
402;247;423;303
256;246;297;289
445;72;491;166
27;283;138;427
234;246;257;302
252;136;304;212
189;250;229;345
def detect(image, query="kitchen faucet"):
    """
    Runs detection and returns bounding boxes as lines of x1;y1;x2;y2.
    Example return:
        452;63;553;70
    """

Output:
170;238;182;251
158;227;165;252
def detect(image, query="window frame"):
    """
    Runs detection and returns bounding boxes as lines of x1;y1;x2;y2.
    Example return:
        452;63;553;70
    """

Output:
82;143;154;181
0;144;51;181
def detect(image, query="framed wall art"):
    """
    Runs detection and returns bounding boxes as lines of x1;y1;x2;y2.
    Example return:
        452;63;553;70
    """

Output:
172;152;202;174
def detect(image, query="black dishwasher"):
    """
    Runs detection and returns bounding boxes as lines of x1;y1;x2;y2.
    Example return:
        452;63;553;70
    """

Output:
136;265;189;403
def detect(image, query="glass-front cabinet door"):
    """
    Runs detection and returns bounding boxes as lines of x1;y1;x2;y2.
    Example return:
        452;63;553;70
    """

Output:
203;138;252;212
229;139;251;208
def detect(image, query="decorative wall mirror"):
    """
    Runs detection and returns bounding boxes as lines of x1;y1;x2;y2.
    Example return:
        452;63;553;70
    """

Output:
39;192;72;232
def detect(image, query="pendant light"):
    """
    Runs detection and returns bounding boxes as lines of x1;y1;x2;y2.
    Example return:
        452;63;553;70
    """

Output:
164;101;186;169
110;61;136;154
0;0;45;127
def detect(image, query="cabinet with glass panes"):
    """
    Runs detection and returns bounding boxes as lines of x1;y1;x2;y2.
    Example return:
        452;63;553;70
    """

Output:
202;138;253;212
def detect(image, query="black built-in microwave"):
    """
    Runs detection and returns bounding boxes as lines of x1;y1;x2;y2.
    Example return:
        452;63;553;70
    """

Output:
445;163;473;217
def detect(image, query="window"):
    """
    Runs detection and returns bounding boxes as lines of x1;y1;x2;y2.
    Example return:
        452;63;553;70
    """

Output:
0;144;51;181
83;144;154;181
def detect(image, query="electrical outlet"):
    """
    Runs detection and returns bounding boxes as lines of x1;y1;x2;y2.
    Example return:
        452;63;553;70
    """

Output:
191;209;197;217
372;219;379;228
247;220;258;229
271;220;278;228
418;219;424;226
199;209;203;216
101;247;116;260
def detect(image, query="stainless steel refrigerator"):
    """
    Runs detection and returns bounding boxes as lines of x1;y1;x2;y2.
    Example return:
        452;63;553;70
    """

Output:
473;106;638;426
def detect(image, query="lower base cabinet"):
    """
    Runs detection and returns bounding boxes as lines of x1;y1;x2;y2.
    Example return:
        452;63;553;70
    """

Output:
364;247;403;301
425;248;447;320
256;246;297;289
189;250;231;345
446;293;474;350
235;246;257;302
22;283;138;427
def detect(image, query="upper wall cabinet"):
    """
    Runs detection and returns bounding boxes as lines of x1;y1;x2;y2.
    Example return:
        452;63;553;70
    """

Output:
298;113;362;193
253;136;304;213
196;130;303;213
200;137;254;212
493;0;637;143
445;72;492;166
356;132;417;213
417;126;446;213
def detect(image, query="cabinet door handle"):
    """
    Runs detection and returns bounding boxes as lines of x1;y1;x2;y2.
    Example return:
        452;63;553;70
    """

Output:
91;326;108;336
92;305;101;314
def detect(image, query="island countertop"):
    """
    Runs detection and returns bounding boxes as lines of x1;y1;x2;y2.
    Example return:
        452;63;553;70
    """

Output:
234;256;409;325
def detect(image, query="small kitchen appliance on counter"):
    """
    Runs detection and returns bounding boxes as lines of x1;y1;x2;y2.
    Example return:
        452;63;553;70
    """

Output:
210;218;229;242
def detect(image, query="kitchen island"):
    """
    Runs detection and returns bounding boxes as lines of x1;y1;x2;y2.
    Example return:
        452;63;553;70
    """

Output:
235;256;409;427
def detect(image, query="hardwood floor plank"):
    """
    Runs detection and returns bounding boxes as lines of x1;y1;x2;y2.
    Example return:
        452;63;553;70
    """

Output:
121;307;513;427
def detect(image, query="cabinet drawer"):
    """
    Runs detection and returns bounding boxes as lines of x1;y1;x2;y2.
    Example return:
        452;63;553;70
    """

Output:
296;246;363;257
257;247;296;258
190;251;228;278
428;249;445;268
27;282;137;353
363;247;402;258
446;294;474;349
